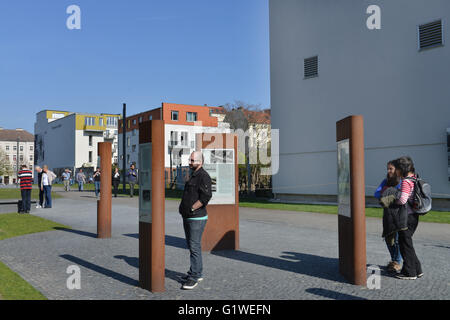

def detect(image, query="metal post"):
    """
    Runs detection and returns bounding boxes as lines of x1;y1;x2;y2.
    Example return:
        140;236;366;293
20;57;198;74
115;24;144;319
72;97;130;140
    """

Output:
97;142;112;238
122;103;127;193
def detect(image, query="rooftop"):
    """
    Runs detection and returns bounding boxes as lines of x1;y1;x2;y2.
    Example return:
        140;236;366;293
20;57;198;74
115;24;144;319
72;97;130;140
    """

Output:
0;128;34;142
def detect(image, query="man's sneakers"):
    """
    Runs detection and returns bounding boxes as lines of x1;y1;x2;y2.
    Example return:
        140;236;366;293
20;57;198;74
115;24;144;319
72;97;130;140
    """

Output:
182;279;199;290
180;274;203;290
36;205;42;209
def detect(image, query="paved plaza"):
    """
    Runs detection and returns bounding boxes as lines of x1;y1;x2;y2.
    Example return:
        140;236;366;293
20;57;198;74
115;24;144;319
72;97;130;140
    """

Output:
0;189;449;300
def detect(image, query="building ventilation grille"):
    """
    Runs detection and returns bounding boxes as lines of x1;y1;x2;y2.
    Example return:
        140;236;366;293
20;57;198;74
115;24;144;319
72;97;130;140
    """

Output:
304;56;318;78
418;20;443;50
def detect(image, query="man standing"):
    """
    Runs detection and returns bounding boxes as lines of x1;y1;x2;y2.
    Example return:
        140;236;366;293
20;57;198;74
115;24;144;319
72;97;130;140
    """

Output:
62;169;71;192
126;164;138;198
34;166;44;209
18;165;33;214
76;169;86;192
93;168;101;198
179;151;212;290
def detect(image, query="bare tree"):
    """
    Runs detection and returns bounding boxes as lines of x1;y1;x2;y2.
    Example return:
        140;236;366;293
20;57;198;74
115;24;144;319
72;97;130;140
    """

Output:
0;149;13;178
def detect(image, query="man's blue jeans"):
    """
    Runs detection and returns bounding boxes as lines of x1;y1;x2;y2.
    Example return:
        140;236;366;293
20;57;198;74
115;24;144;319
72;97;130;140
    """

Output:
183;218;207;281
43;185;52;208
78;181;84;192
94;181;101;197
385;232;402;264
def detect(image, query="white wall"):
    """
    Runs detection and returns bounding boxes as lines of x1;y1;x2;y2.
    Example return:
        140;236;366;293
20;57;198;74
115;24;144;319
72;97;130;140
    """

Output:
270;0;450;198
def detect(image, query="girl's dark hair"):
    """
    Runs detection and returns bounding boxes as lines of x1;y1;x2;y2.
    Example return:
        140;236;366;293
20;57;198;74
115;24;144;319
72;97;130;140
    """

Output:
393;156;415;178
385;160;400;187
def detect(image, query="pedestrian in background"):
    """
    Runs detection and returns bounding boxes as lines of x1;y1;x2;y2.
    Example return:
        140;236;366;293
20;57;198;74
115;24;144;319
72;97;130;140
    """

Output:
178;151;212;290
375;160;403;273
62;168;71;192
76;169;86;192
112;167;120;198
93;167;101;198
34;166;44;209
41;165;56;208
126;164;138;198
18;165;33;214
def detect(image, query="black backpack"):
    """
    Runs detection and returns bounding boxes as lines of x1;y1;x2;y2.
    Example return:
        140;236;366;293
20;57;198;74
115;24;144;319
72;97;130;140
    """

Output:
405;175;432;215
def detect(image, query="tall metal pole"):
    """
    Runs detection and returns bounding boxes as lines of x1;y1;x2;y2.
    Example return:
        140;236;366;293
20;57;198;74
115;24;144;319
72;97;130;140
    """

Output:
122;103;127;193
16;137;19;188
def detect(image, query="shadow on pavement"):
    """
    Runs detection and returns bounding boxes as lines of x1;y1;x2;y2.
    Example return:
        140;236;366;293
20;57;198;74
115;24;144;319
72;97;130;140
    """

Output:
114;255;186;284
60;254;138;286
305;288;367;300
54;227;97;239
211;250;347;283
123;233;188;249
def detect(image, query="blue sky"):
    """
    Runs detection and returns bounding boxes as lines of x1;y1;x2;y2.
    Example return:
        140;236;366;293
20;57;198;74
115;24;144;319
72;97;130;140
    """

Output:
0;0;270;133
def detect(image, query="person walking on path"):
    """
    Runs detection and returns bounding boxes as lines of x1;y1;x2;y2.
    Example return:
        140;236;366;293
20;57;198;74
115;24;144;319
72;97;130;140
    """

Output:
76;169;86;192
18;165;33;214
375;160;403;274
34;166;44;209
178;151;212;290
62;169;71;192
392;156;423;280
93;168;101;198
126;164;138;198
41;165;56;209
112;167;120;198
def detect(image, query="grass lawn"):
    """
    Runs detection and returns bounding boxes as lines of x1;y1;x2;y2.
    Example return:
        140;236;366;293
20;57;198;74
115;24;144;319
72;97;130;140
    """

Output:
0;187;62;200
238;199;450;224
0;213;70;300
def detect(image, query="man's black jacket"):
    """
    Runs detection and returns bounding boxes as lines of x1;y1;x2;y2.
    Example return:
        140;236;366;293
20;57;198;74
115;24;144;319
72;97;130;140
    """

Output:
179;167;212;219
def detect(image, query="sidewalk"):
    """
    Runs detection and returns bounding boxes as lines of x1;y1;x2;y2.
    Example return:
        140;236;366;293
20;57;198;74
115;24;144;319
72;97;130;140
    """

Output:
0;189;448;300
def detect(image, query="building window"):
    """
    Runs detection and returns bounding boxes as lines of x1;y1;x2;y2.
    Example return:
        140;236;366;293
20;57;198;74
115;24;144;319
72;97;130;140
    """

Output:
89;136;93;146
127;137;131;147
6;145;9;151
133;119;137;125
107;117;118;127
139;116;143;123
85;117;96;126
30;146;33;151
29;155;33;161
19;155;23;162
132;145;136;152
99;118;104;127
132;129;137;136
127;154;130;164
186;112;197;122
20;146;23;152
13;145;17;151
89;151;92;163
304;56;318;79
180;132;188;146
170;131;178;146
149;115;153;120
171;111;179;121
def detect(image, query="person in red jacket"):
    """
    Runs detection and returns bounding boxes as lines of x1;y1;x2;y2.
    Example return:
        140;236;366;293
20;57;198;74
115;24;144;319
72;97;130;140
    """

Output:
18;165;33;214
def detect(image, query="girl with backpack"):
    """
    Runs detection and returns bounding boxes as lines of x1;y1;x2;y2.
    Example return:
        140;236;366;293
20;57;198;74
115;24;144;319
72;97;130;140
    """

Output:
392;156;424;280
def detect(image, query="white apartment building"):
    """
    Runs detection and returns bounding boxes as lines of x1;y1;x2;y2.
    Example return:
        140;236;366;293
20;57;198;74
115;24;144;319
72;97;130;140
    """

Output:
0;128;35;185
34;110;121;180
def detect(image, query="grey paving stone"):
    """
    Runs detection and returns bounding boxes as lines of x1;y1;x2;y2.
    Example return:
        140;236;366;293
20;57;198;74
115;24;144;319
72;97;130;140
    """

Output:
0;190;448;300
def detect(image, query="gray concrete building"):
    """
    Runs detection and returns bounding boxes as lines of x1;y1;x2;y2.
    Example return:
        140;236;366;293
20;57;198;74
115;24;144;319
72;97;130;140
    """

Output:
269;0;450;206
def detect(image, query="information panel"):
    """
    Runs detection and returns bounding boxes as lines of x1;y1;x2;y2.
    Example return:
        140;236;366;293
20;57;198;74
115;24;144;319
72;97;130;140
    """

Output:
337;139;351;218
201;149;235;205
139;143;152;223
